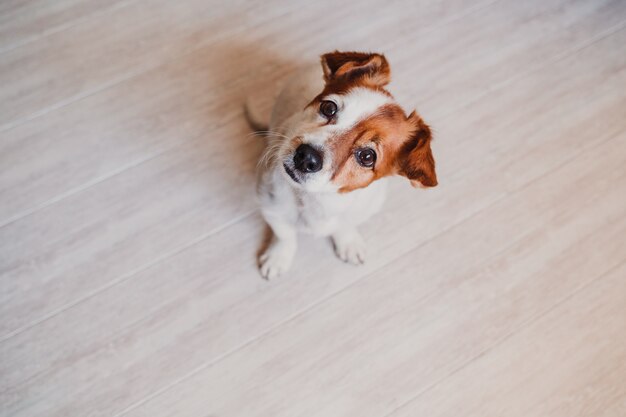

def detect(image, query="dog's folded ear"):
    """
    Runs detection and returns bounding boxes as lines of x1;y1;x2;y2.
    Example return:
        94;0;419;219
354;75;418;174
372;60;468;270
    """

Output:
398;112;438;188
321;51;391;87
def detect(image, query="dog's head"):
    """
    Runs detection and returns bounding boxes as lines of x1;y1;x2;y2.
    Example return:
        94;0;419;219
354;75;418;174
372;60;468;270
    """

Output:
280;51;437;193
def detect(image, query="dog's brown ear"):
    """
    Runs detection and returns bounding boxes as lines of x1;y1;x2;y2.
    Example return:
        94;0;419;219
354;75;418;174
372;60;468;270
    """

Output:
398;112;438;188
321;51;391;87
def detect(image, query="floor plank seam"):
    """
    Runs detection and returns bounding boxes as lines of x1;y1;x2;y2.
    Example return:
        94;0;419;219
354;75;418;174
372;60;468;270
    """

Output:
0;63;173;134
0;209;256;343
436;17;626;121
378;257;626;417
0;0;138;56
0;148;173;230
0;0;331;135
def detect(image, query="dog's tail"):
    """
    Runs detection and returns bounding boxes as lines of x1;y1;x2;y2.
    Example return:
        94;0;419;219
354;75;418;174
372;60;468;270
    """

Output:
244;97;270;134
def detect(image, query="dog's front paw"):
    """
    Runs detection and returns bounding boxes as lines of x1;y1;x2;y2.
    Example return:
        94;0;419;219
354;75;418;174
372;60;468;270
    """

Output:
332;230;366;265
259;240;295;279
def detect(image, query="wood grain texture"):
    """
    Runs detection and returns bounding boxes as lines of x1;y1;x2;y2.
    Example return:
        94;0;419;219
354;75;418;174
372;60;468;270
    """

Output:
390;261;626;417
0;0;131;53
121;127;626;417
1;0;625;416
0;0;488;223
2;0;624;339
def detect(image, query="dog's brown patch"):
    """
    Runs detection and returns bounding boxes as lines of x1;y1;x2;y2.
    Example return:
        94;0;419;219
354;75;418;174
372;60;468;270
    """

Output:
330;106;437;193
307;51;393;110
322;51;391;87
399;112;438;188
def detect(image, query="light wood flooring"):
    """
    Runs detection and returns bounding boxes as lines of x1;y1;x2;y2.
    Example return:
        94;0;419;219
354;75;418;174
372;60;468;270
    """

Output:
1;0;625;415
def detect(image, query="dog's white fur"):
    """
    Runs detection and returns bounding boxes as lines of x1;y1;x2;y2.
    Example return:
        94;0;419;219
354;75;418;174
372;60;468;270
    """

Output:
256;65;391;279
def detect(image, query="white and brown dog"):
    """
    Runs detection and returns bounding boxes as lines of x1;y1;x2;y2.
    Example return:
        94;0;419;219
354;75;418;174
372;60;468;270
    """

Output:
253;51;437;279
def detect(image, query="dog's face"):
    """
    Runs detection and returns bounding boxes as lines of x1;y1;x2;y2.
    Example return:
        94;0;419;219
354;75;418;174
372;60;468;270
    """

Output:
280;51;437;193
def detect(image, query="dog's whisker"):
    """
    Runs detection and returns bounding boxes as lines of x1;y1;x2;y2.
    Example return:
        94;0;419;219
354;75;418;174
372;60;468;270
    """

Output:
247;130;290;140
249;129;291;170
257;139;285;168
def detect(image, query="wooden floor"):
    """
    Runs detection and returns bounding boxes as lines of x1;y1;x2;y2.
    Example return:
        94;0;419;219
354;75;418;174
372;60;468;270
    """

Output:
1;0;625;415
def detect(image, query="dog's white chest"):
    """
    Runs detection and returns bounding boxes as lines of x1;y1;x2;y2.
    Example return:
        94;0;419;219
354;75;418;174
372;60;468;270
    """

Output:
294;192;346;236
287;179;387;236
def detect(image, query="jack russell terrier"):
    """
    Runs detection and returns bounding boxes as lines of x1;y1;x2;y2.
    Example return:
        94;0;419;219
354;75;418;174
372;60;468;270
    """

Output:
252;51;437;279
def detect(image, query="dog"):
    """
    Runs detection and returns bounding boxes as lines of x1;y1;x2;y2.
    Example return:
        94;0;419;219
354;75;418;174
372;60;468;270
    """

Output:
252;51;437;279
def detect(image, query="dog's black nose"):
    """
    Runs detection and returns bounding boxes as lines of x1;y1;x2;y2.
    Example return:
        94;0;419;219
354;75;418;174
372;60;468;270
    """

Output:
293;144;323;173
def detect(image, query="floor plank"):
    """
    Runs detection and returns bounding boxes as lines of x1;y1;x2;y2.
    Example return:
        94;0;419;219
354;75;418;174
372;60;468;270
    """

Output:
389;261;626;417
0;0;131;53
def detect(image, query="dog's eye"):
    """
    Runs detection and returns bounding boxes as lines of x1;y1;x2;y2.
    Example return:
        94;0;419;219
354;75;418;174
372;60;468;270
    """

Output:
319;100;338;118
355;148;376;168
